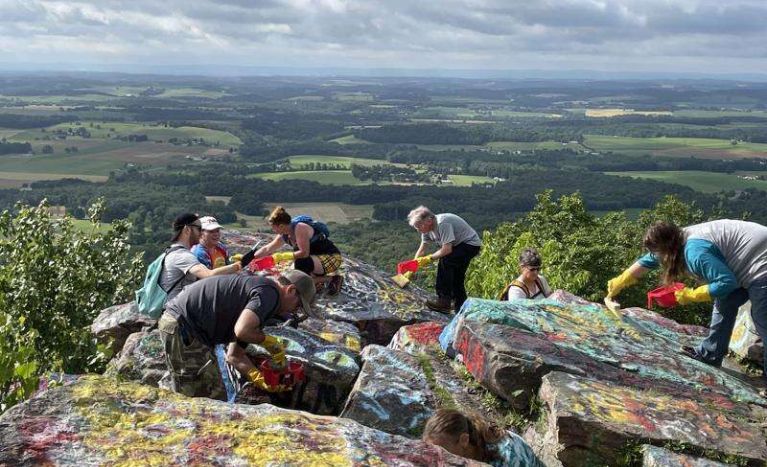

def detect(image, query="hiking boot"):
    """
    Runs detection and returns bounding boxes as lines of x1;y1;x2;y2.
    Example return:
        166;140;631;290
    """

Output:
327;275;344;296
426;296;453;313
680;345;721;367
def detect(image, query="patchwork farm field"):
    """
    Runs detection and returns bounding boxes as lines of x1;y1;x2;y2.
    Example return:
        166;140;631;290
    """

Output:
224;202;374;228
249;170;373;185
585;135;767;159
605;170;767;193
284;155;398;168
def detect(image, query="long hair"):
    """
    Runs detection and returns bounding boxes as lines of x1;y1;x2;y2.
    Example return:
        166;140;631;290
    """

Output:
422;409;503;462
268;206;292;226
643;221;686;284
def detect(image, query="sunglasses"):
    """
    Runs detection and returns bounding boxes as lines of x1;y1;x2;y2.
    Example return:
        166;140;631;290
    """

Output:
188;223;202;230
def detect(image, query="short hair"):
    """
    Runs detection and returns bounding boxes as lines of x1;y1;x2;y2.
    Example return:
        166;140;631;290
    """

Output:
518;248;542;268
171;212;199;241
268;206;292;226
407;206;435;227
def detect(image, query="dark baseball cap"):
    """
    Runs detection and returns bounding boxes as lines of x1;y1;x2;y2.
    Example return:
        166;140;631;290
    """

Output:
281;269;317;317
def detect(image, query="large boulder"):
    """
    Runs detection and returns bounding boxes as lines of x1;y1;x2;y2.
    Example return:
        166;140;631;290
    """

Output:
104;329;167;387
539;371;767;466
450;298;765;409
642;445;732;467
0;375;478;466
341;345;434;438
229;326;361;415
90;302;155;355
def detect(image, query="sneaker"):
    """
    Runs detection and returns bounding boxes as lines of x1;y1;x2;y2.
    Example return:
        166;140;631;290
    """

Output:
327;275;343;296
680;345;720;367
426;296;453;313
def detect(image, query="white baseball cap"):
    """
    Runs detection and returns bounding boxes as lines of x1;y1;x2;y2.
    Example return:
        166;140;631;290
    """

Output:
199;216;223;231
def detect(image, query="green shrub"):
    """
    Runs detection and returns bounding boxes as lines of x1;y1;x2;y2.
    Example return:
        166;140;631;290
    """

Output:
0;199;143;412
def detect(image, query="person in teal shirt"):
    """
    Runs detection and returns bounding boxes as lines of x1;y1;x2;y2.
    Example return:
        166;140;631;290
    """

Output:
607;219;767;386
422;409;542;466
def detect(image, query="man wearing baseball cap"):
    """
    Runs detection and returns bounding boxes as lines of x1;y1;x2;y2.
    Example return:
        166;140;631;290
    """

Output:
192;216;230;270
158;269;316;399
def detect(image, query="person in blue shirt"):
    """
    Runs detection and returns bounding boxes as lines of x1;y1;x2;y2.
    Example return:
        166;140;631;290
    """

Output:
606;220;767;384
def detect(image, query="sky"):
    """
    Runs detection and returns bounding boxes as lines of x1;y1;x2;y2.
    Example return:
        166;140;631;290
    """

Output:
1;0;766;77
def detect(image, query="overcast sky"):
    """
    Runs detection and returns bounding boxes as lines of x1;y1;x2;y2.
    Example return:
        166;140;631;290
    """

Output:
1;0;766;76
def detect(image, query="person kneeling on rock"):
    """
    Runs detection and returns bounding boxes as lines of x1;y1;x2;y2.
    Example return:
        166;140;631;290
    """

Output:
158;270;316;400
423;409;542;467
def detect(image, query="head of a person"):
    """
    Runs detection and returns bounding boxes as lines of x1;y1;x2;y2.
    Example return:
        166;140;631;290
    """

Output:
407;206;436;234
422;409;502;462
643;221;686;283
275;269;316;317
199;216;223;246
518;248;542;282
268;206;292;236
171;212;201;244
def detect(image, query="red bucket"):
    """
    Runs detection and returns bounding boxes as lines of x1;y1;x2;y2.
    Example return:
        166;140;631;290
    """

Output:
249;255;275;272
397;259;419;275
647;282;685;309
259;360;305;388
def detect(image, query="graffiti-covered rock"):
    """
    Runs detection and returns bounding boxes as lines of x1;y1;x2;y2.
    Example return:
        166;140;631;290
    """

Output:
105;329;166;387
298;316;363;353
341;345;434;437
229;326;361;415
0;375;478;466
539;371;767;466
642;445;732;467
91;302;155;355
730;302;764;365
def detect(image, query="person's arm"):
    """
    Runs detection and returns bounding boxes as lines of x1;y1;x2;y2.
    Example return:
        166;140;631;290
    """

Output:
292;222;312;259
606;261;650;298
189;261;241;279
414;241;428;259
431;242;453;260
226;342;256;375
685;241;738;299
431;222;455;260
252;235;284;259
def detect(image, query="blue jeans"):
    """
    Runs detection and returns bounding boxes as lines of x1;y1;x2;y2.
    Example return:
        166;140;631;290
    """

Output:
697;277;767;379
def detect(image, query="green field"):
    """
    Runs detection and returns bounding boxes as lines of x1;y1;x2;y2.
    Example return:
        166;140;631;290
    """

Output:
487;141;580;151
329;135;369;145
224;202;373;228
26;121;242;146
605;171;767;193
585;135;767;159
0;171;107;188
284;155;397;168
447;175;497;186
155;88;229;99
249;170;372;185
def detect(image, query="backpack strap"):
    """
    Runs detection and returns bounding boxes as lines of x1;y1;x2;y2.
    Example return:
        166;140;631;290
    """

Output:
500;279;531;300
161;245;190;293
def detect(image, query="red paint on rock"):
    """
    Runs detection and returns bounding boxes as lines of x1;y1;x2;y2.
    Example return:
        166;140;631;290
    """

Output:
403;322;445;346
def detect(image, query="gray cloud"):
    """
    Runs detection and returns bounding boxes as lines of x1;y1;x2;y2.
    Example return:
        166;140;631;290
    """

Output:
0;0;765;73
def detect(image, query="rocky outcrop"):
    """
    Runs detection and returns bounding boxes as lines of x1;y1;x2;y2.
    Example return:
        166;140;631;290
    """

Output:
642;445;732;467
0;375;477;466
90;302;155;355
104;329;167;387
730;302;764;365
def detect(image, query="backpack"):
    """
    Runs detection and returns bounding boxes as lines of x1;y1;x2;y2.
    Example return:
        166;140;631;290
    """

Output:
288;215;330;243
135;245;187;319
499;278;545;301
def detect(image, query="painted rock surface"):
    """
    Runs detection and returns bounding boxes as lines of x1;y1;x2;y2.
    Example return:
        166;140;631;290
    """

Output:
91;302;155;355
105;329;167;388
642;445;732;467
341;345;434;438
730;302;764;365
298;316;364;353
539;371;767;466
450;298;765;408
0;375;478;466
228;326;361;415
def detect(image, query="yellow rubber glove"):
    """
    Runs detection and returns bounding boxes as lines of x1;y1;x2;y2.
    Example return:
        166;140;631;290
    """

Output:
272;251;295;263
246;368;289;393
230;253;243;263
415;256;432;268
261;335;287;369
607;269;639;298
675;285;712;305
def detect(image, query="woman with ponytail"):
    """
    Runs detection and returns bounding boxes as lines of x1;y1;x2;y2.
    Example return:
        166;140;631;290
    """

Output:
422;409;541;466
606;219;767;387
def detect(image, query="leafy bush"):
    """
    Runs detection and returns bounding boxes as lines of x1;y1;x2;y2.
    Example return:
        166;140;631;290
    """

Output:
466;191;712;324
0;199;143;412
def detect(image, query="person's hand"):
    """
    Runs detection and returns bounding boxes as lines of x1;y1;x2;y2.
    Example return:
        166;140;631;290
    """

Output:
415;256;432;268
606;269;639;299
246;368;290;393
272;251;295;263
674;285;712;306
239;249;256;268
261;335;287;370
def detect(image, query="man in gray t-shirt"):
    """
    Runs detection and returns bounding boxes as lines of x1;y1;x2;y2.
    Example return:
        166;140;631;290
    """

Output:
409;207;482;313
161;213;244;302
